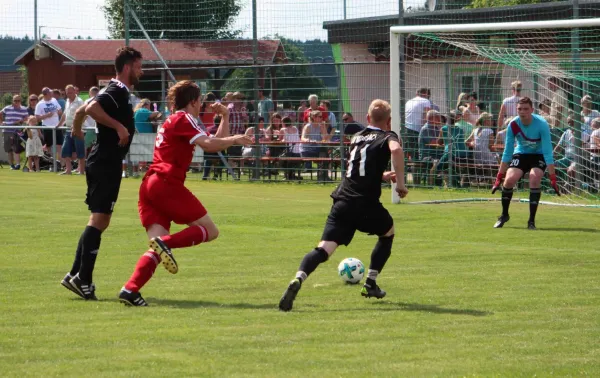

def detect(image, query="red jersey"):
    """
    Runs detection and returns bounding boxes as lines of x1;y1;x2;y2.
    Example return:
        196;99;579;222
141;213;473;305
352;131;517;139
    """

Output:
146;111;207;183
302;106;329;124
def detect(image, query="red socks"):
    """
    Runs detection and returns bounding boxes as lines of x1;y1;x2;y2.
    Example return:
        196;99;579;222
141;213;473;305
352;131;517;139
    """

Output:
161;225;209;249
124;250;160;292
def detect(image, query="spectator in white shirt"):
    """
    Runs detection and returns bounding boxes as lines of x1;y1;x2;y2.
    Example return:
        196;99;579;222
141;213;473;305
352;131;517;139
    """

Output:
35;87;63;170
57;84;85;175
404;87;431;159
498;80;522;128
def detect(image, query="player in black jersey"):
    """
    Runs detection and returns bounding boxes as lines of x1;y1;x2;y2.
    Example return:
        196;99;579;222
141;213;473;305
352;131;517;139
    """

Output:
60;47;143;300
279;99;408;312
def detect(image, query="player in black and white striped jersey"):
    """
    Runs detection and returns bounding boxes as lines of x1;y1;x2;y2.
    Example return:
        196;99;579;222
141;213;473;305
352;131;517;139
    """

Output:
279;99;408;312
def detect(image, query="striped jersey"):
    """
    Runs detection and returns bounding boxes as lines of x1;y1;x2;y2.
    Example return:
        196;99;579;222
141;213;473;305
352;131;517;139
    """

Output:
146;111;207;183
1;105;29;133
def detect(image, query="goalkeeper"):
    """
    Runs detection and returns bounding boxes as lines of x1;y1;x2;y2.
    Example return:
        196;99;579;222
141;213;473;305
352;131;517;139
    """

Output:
491;97;559;230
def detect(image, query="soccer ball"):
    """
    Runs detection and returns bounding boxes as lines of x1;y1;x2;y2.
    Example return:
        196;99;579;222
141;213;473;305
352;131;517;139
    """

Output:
337;258;365;284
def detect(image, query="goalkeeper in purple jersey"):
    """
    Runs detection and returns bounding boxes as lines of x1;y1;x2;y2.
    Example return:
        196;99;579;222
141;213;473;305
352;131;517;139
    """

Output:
491;97;560;230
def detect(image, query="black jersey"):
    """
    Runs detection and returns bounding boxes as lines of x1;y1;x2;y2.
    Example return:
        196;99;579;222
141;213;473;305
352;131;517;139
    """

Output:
331;127;399;203
87;79;135;164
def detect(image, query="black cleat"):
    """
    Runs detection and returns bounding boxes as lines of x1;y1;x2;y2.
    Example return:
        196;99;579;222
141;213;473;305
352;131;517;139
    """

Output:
61;273;84;298
361;283;387;299
149;237;178;274
118;289;148;306
493;215;510;228
279;279;302;312
527;221;537;230
69;274;97;300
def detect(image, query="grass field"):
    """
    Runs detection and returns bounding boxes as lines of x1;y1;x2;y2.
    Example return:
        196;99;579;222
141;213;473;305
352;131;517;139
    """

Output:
0;169;599;377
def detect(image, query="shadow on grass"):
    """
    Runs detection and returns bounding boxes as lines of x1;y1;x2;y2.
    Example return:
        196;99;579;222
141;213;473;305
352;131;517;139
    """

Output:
370;301;492;316
537;227;599;233
505;226;599;233
146;297;275;310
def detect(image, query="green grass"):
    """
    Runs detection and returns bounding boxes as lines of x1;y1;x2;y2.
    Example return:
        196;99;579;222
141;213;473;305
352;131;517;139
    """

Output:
0;170;599;377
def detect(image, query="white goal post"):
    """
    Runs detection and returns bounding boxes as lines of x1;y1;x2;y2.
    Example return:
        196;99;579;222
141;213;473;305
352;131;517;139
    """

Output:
390;17;600;204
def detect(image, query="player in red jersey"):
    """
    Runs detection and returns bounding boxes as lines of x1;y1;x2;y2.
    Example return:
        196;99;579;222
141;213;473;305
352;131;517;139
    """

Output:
118;80;252;306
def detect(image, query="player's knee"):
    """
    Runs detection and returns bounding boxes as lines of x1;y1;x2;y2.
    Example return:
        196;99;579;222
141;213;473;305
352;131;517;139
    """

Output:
88;214;110;232
378;234;395;248
206;225;219;241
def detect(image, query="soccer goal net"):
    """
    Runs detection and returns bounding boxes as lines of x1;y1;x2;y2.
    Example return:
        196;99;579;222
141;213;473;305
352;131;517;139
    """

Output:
390;18;600;208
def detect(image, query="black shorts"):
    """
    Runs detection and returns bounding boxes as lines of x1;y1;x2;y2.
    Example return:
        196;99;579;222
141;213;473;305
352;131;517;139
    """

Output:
508;154;547;173
321;199;394;246
43;129;64;147
85;162;123;214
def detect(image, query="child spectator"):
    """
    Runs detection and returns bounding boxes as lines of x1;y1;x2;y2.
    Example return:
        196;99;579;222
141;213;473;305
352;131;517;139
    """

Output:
25;116;43;172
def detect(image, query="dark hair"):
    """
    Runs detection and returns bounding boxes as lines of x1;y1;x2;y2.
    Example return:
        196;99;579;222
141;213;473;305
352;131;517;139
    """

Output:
518;97;533;108
201;92;217;112
344;112;353;118
258;116;265;123
52;89;60;95
470;92;478;101
115;46;143;74
417;87;428;96
321;100;331;109
282;116;292;126
167;80;201;111
448;110;458;126
258;87;270;96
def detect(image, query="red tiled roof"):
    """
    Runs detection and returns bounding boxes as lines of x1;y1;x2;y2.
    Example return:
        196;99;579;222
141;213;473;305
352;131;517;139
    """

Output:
20;39;286;65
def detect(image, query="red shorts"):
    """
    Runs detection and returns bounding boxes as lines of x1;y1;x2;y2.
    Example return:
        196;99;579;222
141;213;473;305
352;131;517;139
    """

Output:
138;173;207;231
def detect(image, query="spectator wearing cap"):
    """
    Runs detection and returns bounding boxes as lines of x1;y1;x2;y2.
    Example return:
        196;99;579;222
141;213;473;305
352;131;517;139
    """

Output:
0;95;29;170
36;87;63;171
57;84;85;175
258;87;274;125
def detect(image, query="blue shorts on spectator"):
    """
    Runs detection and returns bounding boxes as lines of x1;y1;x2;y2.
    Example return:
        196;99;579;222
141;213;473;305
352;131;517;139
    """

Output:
62;133;86;159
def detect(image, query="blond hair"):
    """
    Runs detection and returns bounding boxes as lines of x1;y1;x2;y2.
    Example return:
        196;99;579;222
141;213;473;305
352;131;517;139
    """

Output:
65;84;75;91
134;98;152;112
368;99;391;124
476;112;492;127
511;80;522;90
456;92;469;110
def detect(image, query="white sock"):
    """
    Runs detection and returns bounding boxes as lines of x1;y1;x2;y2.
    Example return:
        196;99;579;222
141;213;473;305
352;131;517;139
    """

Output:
295;271;307;282
367;269;379;281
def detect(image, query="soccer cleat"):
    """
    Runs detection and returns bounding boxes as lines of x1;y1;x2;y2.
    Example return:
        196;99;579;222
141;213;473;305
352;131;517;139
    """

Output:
118;289;148;307
527;221;537;230
361;283;387;299
69;274;97;300
493;215;510;228
279;278;302;312
61;273;84;298
149;237;178;274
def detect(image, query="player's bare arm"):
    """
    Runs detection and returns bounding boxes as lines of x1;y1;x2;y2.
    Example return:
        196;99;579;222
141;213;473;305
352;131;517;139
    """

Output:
210;103;230;138
86;100;129;146
194;134;252;153
389;139;408;198
71;103;88;140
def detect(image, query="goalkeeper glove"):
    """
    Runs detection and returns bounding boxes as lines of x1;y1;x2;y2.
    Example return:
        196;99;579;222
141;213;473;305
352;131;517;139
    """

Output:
550;173;561;196
491;171;505;194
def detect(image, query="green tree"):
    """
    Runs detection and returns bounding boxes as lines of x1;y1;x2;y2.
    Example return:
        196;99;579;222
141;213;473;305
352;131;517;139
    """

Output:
102;0;243;40
469;0;554;8
221;37;326;102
